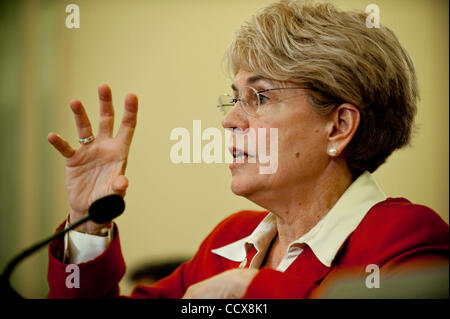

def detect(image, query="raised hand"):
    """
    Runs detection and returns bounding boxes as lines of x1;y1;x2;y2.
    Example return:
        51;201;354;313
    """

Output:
47;84;138;233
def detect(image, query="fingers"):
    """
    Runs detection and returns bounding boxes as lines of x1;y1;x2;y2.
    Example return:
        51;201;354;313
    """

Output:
70;100;94;140
116;93;138;146
67;88;137;147
97;84;115;138
47;132;76;158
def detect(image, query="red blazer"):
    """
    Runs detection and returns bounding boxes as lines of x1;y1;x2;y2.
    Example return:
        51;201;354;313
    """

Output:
47;198;449;298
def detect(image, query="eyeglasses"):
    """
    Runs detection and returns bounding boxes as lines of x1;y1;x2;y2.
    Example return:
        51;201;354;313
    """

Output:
217;86;311;116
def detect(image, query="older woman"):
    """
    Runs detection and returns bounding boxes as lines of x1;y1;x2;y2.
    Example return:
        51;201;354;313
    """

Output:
47;1;448;298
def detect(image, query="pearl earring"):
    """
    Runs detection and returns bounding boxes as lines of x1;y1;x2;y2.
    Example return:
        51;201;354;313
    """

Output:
328;148;337;156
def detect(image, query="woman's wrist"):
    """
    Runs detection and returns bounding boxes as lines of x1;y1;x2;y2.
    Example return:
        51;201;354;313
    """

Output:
68;211;111;236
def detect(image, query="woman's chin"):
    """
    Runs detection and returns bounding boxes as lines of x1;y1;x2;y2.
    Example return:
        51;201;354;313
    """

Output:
229;164;263;197
230;176;259;198
230;179;250;197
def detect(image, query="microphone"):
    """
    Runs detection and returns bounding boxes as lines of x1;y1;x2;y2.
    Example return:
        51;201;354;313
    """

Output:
0;194;125;299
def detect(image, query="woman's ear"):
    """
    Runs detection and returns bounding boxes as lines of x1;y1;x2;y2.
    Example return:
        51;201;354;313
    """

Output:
326;103;360;157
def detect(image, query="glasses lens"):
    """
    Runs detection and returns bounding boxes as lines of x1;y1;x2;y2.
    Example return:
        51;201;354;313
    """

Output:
217;94;235;115
217;87;259;116
240;87;258;115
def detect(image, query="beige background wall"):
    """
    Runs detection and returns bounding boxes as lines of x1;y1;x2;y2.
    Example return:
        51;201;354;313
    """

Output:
0;0;448;297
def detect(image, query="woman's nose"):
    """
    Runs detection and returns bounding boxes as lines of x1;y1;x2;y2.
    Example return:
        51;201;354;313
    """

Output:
221;103;249;131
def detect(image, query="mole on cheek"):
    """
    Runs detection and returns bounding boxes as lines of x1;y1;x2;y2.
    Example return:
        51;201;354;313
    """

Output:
295;152;300;158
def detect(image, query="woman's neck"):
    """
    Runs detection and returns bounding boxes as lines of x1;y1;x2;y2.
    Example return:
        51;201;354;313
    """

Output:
255;164;353;249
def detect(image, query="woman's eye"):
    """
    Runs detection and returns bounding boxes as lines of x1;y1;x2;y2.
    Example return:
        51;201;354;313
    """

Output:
258;94;269;104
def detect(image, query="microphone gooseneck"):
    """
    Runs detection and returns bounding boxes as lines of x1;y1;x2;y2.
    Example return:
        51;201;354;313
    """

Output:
0;194;125;299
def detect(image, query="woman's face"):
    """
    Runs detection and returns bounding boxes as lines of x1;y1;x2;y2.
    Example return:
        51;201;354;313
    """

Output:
222;70;332;203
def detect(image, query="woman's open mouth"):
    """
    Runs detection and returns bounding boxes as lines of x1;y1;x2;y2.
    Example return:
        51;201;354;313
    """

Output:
229;147;256;168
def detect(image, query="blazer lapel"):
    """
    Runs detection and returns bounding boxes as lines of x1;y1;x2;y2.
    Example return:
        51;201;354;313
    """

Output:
284;245;331;297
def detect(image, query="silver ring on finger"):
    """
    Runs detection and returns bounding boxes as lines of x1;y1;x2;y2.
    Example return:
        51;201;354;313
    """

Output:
79;135;95;145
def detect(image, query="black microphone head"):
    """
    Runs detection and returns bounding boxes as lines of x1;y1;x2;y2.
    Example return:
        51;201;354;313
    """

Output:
88;194;125;224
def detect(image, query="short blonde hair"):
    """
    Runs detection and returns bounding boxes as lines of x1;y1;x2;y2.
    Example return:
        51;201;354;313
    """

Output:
227;0;418;176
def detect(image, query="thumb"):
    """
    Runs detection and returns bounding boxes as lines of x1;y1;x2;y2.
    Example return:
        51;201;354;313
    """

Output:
112;175;129;196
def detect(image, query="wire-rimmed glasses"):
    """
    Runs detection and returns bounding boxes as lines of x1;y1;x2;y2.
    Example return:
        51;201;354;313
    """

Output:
217;86;311;116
